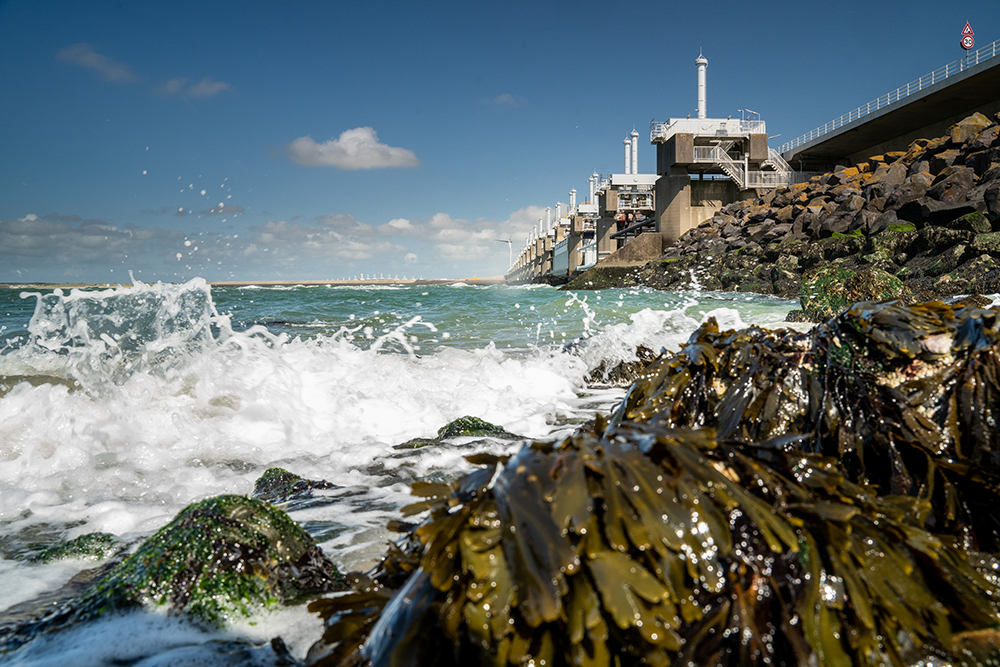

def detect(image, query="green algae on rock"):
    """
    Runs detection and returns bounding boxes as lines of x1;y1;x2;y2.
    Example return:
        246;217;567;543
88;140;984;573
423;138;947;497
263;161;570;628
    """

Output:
0;495;345;655
25;532;122;563
792;265;911;322
252;466;336;506
436;416;519;440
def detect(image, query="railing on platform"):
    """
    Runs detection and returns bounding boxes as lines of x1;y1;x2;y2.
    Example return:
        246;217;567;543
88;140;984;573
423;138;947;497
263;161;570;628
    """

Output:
650;118;767;142
779;38;1000;155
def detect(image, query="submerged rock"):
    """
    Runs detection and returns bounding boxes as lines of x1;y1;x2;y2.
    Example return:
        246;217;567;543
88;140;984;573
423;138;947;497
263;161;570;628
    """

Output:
393;416;521;451
304;300;1000;667
1;494;345;655
25;532;123;563
252;466;336;507
436;415;519;440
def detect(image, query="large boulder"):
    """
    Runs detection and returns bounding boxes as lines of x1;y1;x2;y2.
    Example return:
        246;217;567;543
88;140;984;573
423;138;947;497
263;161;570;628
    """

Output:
796;265;909;322
0;495;345;653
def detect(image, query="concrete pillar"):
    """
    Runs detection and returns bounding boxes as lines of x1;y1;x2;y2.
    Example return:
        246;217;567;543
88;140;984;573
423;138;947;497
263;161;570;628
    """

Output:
541;236;553;275
656;168;692;245
597;215;618;257
568;215;587;274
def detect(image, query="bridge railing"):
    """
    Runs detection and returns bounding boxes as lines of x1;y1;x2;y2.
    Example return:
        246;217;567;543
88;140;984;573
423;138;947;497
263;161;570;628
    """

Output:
778;37;1000;155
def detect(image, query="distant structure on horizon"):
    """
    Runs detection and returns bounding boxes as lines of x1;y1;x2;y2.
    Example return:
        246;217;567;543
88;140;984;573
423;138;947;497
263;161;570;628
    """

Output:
507;52;793;284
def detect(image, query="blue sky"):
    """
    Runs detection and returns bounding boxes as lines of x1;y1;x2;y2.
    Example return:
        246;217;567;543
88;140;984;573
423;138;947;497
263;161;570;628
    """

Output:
1;0;997;283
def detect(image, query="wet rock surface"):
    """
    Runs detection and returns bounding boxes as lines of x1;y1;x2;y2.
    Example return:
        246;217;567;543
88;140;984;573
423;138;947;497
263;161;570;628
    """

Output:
585;113;1000;321
303;300;1000;667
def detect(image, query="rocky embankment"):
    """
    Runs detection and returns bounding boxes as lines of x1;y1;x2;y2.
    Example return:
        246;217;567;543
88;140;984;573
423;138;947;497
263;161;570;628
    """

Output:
583;113;1000;320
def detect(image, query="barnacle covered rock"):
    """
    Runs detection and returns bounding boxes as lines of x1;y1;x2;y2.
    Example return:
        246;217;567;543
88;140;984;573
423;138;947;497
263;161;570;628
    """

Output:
305;300;1000;667
1;495;345;654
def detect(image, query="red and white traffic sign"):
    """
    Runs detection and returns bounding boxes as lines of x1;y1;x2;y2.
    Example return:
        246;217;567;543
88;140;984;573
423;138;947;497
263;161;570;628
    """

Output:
961;22;975;50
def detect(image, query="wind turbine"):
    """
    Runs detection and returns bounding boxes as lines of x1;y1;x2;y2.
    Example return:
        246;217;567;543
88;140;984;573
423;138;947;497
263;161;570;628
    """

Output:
496;236;512;268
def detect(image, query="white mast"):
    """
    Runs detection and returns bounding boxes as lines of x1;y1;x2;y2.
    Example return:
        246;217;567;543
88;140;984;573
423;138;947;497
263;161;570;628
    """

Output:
631;129;639;174
696;51;708;119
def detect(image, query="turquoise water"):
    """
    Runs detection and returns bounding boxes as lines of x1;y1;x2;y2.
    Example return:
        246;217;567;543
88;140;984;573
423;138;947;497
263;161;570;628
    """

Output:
0;279;797;665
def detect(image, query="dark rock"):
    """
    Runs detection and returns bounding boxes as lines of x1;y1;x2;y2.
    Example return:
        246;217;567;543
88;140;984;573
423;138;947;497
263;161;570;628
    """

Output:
896;197;980;226
971;123;1000;151
949;112;993;144
908;225;976;256
818;212;852;237
929;148;962;175
885;182;928;210
941;211;992;234
870;209;898;234
437;415;519;440
252;467;336;505
928;166;977;203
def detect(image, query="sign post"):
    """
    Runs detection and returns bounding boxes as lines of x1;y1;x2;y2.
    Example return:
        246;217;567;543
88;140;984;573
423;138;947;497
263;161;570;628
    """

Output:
961;22;975;51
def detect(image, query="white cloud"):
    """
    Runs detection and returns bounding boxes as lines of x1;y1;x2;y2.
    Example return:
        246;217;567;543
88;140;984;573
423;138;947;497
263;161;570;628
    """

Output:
155;78;188;96
156;76;232;98
404;252;418;264
185;77;232;98
57;43;139;83
482;93;524;107
285;127;420;170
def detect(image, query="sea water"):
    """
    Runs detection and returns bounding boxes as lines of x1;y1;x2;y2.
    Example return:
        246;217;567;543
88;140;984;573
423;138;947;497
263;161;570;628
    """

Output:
0;279;797;666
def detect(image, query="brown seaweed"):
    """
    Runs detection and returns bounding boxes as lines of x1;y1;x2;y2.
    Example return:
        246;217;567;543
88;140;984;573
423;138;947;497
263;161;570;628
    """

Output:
305;301;1000;667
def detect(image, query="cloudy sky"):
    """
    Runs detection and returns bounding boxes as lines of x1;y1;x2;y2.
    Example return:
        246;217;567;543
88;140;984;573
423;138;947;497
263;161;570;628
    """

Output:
1;0;996;283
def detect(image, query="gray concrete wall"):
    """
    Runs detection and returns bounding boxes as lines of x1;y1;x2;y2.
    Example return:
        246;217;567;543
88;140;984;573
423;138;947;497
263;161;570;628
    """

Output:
601;232;662;266
655;169;692;244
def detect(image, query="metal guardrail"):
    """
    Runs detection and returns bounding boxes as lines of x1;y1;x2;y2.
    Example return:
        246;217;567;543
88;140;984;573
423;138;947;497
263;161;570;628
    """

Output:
650;119;767;142
779;38;1000;155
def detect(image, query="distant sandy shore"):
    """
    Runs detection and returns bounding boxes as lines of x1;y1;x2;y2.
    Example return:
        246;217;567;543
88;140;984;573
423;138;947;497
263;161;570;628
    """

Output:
0;277;506;290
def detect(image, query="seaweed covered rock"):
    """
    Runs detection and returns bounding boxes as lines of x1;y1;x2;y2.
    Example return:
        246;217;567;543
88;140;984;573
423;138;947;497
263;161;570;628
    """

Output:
24;532;122;564
304;300;1000;667
615;299;1000;550
437;415;519;440
0;495;345;654
584;345;661;387
793;265;911;322
394;416;521;450
306;425;1000;667
252;466;336;508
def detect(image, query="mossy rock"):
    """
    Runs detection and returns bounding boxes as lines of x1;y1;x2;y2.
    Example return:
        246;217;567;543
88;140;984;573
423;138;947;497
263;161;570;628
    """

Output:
25;533;122;564
0;495;345;653
437;415;518;440
799;265;910;322
252;467;335;505
561;266;641;291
